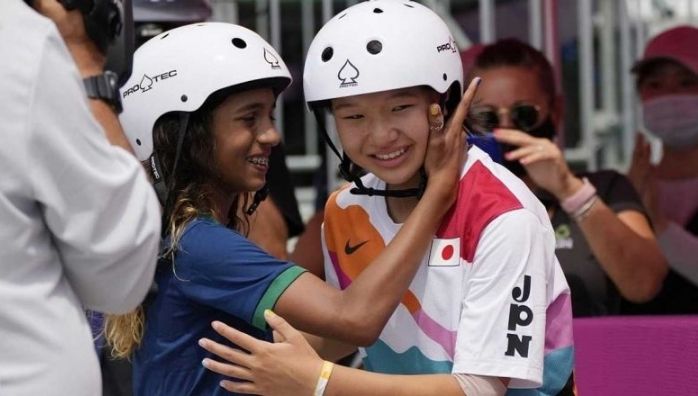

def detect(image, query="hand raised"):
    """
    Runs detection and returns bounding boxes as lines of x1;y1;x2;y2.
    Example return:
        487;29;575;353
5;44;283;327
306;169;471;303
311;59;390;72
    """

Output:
493;128;582;200
627;133;652;194
423;77;481;203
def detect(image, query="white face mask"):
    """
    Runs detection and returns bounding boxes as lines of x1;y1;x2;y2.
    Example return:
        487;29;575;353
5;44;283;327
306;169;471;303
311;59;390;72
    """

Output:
642;94;698;150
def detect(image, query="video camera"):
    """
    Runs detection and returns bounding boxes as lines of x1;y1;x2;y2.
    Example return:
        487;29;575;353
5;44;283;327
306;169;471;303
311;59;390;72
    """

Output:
27;0;134;87
59;0;134;86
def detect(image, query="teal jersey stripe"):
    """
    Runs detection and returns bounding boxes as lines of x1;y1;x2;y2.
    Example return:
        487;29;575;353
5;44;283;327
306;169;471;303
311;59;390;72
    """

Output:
252;266;307;330
506;346;575;396
363;341;574;396
363;339;454;374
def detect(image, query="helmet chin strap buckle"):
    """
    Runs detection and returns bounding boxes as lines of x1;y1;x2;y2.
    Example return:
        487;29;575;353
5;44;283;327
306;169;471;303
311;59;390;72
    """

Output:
348;168;427;198
246;185;269;215
348;184;423;198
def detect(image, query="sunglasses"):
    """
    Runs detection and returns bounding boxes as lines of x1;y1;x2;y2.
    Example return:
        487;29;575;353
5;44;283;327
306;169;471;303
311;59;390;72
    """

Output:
469;104;541;133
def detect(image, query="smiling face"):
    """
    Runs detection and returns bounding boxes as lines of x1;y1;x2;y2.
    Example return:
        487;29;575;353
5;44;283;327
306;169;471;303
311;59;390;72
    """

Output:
210;87;280;194
331;87;437;189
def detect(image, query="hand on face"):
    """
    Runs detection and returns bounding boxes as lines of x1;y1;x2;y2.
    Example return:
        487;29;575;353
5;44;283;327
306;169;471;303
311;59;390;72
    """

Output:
493;128;582;200
628;133;652;193
199;310;322;395
422;77;481;203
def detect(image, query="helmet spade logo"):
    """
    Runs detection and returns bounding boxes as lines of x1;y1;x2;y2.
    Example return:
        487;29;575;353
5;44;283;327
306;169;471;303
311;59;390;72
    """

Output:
338;59;360;88
264;48;281;69
140;74;154;92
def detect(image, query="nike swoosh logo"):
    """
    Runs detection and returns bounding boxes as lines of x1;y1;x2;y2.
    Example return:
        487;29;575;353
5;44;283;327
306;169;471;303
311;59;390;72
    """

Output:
344;240;368;255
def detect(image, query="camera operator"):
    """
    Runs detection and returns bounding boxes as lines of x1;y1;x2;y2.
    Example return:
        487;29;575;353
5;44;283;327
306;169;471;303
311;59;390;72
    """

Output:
0;1;160;395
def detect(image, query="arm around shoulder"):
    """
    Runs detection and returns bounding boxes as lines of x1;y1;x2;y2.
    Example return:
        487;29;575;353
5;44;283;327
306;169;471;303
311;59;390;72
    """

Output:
274;184;454;346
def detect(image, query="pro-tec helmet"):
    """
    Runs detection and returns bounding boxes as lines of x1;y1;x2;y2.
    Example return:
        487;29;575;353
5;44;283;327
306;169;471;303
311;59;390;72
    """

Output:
303;0;463;106
120;22;292;162
303;0;463;197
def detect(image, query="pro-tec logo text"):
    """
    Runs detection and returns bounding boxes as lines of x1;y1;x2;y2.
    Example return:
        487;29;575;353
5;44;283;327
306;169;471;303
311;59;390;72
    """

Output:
436;37;457;54
122;70;178;98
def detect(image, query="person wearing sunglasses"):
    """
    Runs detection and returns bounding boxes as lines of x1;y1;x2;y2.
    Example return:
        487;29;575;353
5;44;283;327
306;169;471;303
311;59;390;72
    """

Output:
466;38;667;317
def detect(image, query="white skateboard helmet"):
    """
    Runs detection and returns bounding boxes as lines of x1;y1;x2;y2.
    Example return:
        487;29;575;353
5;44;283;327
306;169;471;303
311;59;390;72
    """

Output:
120;22;292;162
303;0;462;107
303;0;463;197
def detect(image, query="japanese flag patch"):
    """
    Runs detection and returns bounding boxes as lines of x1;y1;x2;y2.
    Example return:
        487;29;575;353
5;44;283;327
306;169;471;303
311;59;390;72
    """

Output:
428;237;461;267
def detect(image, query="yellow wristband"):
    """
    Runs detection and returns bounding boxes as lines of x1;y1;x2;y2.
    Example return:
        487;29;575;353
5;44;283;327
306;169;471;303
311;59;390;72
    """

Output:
313;361;335;396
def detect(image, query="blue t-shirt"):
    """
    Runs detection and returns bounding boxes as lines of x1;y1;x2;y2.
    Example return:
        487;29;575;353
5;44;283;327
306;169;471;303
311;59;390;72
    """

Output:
133;218;306;396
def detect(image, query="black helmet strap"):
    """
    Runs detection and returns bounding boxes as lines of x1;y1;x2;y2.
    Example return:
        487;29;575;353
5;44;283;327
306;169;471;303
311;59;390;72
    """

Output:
149;112;189;235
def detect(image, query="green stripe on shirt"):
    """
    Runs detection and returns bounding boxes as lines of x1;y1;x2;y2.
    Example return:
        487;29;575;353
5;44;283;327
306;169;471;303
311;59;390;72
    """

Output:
252;265;307;330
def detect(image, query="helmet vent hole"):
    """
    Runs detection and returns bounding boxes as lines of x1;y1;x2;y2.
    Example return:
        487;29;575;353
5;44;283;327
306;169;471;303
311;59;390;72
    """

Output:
404;3;414;8
321;47;334;62
373;8;383;13
181;95;188;102
338;13;347;19
366;40;382;55
442;73;447;81
160;33;169;40
232;38;247;49
136;139;142;146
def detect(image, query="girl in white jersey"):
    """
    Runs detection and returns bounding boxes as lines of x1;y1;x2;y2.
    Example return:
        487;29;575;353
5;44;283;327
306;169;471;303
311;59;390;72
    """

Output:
199;1;574;395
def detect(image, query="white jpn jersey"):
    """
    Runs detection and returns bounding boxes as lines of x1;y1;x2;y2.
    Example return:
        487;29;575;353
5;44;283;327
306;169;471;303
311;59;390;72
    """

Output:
322;147;574;395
